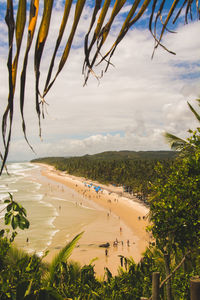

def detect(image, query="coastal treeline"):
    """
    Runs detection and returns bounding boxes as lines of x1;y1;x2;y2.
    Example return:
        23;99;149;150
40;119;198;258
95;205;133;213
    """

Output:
32;150;176;202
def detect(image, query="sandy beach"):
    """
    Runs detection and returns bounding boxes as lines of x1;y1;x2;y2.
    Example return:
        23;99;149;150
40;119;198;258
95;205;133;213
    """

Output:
29;163;151;278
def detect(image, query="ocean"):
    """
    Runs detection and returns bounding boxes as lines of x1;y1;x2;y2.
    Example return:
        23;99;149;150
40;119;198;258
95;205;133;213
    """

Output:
0;162;102;257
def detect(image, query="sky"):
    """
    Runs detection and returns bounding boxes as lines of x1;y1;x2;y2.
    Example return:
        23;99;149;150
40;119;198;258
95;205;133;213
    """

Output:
0;1;200;161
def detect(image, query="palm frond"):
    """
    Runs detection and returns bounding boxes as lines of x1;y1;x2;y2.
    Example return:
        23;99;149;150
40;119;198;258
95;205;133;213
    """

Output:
47;232;83;286
1;0;15;175
34;0;54;137
7;244;30;264
196;98;200;106
42;0;86;99
163;132;187;150
187;101;200;123
43;0;73;96
20;0;39;151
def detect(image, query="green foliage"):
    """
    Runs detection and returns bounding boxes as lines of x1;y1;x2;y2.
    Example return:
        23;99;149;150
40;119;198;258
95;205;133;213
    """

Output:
147;128;200;299
149;146;200;253
46;232;84;287
3;193;29;240
164;99;200;151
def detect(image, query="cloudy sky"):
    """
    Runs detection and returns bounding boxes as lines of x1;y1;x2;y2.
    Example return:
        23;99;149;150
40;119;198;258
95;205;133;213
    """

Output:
0;1;200;161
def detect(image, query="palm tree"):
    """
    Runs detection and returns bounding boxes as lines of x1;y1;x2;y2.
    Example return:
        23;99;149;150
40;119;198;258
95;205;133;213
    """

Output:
2;232;83;299
1;1;199;173
43;232;83;287
164;99;200;150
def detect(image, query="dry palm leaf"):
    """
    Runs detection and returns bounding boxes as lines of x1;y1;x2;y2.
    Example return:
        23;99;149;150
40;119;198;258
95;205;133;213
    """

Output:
42;0;87;99
1;0;26;174
34;0;54;137
43;0;73;96
20;0;39;151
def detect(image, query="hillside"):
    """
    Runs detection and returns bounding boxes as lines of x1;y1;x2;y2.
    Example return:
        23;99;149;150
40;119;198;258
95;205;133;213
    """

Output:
31;150;176;163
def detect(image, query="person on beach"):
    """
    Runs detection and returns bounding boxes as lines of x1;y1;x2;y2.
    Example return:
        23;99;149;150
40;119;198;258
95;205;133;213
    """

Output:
105;249;108;256
120;256;123;267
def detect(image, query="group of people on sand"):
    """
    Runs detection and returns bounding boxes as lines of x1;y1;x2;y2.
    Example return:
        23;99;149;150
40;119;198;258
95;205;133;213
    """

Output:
113;238;131;248
138;215;146;220
105;237;133;256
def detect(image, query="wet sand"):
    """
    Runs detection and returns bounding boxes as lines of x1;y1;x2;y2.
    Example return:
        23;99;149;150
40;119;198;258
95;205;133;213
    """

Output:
34;163;150;278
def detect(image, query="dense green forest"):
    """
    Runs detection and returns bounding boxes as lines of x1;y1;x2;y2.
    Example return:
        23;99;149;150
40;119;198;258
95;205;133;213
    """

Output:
32;151;177;202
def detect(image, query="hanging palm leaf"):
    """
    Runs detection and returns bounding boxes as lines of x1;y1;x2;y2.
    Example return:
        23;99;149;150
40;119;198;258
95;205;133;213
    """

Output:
42;0;87;99
83;0;127;84
20;0;39;151
164;99;200;150
43;0;73;95
1;0;26;174
164;132;187;150
83;0;199;79
34;0;54;137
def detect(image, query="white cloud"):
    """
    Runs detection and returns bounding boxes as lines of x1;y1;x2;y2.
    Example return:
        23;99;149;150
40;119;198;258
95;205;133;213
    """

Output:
0;5;200;161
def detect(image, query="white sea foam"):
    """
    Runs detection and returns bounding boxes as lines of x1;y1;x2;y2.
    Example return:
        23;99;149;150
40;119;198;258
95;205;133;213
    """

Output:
33;182;42;190
1;176;20;185
52;196;75;205
81;204;97;211
35;251;44;257
4;162;37;178
31;194;43;201
46;216;57;228
39;199;54;208
47;229;59;246
34;229;60;257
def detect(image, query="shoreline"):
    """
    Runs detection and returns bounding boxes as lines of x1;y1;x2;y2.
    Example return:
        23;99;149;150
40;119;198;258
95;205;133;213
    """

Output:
33;163;150;277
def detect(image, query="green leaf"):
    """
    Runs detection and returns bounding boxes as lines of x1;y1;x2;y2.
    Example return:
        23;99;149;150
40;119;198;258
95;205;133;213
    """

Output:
11;215;18;230
5;212;12;225
4;199;11;204
8;193;13;201
6;203;12;212
0;229;5;237
48;232;84;286
10;231;17;242
21;206;27;216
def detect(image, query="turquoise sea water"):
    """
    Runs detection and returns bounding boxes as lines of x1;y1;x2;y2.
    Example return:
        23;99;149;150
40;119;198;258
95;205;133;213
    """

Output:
0;163;57;255
0;162;102;256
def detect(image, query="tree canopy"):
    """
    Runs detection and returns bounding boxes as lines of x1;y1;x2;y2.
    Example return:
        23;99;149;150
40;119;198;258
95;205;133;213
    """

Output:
1;0;199;173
